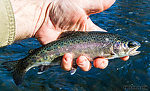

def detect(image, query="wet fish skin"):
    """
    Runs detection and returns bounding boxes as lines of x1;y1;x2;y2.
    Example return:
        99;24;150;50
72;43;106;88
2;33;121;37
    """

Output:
2;31;141;85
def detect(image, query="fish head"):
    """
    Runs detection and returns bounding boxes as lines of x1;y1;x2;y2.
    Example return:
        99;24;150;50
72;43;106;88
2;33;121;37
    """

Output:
113;39;141;57
126;40;141;56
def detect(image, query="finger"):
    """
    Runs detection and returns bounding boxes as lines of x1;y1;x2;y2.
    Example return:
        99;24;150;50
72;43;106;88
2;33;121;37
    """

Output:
78;0;116;15
120;56;129;61
102;0;116;11
85;18;107;32
61;53;73;71
93;57;108;69
76;56;92;71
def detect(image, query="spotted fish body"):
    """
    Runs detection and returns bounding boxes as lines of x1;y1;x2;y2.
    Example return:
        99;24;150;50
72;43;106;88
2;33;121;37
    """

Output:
2;31;141;85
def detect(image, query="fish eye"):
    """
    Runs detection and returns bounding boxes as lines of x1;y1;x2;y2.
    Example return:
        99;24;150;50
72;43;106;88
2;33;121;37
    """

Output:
127;41;137;48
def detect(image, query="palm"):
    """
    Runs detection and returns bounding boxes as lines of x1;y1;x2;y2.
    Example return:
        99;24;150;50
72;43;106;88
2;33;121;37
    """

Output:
35;0;116;44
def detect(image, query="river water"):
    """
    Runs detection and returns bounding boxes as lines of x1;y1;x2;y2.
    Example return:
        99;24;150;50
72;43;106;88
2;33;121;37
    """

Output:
0;0;150;91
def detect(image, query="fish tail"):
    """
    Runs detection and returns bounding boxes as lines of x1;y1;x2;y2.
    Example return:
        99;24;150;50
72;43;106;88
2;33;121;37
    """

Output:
2;60;26;85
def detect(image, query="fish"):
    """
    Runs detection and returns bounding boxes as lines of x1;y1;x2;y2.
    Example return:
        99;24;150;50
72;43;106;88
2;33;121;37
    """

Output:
1;31;141;85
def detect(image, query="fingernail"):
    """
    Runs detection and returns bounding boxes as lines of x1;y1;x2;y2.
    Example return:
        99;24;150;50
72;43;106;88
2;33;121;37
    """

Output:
77;56;87;67
64;57;71;63
93;58;108;69
120;56;129;61
63;53;73;63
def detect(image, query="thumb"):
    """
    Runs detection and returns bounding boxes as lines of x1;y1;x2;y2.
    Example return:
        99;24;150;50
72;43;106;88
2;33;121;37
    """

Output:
75;0;116;15
85;17;107;32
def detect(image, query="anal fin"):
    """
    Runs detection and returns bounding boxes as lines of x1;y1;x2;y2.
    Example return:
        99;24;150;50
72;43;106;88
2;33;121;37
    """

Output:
37;65;51;74
70;67;77;75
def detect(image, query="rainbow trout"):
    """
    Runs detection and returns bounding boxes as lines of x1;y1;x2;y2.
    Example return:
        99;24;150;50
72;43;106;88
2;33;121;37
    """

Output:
2;31;141;85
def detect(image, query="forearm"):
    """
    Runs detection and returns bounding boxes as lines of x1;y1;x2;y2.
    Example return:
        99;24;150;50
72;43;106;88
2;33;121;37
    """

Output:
10;0;52;41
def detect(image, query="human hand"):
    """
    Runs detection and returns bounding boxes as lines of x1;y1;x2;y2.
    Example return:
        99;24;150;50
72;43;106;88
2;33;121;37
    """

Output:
61;54;129;71
34;0;117;45
57;0;129;71
11;0;129;72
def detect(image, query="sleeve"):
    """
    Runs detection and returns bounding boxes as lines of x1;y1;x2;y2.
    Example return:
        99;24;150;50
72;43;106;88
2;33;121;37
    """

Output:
0;0;15;47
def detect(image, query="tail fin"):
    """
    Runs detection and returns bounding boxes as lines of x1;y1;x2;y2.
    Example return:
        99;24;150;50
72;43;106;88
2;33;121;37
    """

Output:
2;60;25;85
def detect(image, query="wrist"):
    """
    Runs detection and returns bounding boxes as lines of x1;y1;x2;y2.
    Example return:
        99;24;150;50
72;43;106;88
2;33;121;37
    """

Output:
10;0;52;41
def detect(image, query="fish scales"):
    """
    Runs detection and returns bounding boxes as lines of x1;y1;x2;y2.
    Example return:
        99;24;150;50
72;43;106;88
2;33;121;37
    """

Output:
2;31;141;85
27;33;113;65
27;33;112;63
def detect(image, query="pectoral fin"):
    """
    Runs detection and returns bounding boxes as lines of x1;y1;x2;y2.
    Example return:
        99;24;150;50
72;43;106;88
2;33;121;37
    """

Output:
70;60;78;75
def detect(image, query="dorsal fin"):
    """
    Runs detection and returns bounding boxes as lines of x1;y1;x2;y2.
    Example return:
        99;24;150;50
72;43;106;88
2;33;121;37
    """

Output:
57;31;86;39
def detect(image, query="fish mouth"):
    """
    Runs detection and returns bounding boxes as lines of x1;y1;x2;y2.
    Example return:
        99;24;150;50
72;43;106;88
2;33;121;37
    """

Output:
129;46;141;56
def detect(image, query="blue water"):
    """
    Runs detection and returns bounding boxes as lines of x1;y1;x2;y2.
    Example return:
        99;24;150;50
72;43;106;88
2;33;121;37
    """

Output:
0;0;150;91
